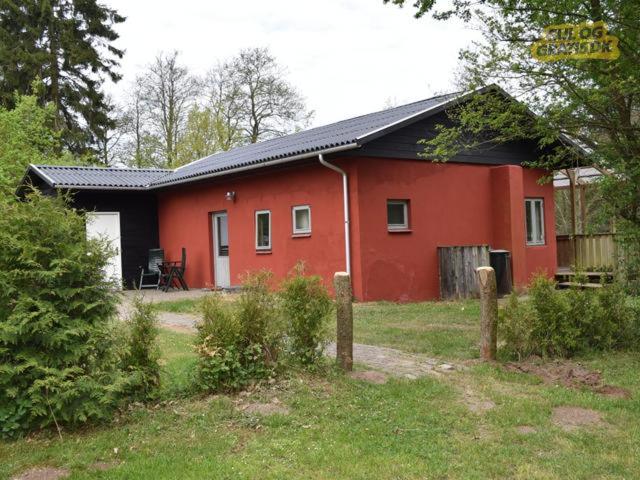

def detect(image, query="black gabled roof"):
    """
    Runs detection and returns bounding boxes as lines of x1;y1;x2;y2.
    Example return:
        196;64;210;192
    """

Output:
25;87;528;191
26;165;172;189
155;90;463;186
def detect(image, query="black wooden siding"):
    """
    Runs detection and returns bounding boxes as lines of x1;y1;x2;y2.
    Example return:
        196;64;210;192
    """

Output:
71;190;159;289
344;111;543;165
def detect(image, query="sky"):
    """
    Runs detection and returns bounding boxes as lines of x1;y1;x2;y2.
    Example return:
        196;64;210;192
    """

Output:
103;0;480;127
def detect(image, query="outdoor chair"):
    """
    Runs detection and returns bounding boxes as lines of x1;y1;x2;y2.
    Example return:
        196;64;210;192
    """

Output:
159;247;189;292
137;248;165;289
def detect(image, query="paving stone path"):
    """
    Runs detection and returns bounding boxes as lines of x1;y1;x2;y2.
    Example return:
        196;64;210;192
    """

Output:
119;291;460;378
118;289;208;332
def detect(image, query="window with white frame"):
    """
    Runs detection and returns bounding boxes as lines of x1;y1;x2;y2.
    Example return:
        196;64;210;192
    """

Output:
525;198;545;245
256;210;271;250
292;205;311;234
387;200;409;230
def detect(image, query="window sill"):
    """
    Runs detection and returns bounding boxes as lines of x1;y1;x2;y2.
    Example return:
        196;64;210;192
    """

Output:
526;242;546;247
256;249;272;255
388;228;412;234
292;233;311;238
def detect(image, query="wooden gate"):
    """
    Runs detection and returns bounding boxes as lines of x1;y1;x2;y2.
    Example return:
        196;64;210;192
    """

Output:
438;245;491;299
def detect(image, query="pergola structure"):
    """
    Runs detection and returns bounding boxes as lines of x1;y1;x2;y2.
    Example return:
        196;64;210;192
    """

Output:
553;167;615;274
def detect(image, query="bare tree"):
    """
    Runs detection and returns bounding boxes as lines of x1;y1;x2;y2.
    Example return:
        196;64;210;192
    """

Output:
93;96;127;166
206;48;312;144
205;64;244;151
142;51;199;167
124;77;147;167
118;77;163;168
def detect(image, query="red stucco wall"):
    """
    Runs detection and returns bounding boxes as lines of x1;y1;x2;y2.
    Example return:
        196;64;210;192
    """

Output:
522;167;557;283
353;158;495;301
157;157;557;302
349;158;556;301
157;163;349;292
490;164;528;286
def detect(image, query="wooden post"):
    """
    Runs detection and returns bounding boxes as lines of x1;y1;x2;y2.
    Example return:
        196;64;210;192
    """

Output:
579;183;587;235
476;266;497;361
334;272;353;371
567;168;578;268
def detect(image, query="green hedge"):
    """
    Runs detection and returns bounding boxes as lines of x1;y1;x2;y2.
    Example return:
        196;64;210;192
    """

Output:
500;274;639;359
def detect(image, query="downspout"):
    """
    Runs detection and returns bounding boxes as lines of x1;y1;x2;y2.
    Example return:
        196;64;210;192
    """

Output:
319;154;351;276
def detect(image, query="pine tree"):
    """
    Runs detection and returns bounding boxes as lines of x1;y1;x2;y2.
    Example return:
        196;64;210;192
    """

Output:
0;0;125;155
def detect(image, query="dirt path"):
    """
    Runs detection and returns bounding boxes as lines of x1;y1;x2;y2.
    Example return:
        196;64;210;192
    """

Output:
325;343;459;378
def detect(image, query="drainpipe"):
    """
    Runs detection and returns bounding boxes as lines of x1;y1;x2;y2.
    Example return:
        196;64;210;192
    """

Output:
319;154;351;276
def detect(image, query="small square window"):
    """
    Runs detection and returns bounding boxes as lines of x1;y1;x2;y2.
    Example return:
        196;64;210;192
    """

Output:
292;205;311;234
256;210;271;250
525;198;545;245
387;200;409;230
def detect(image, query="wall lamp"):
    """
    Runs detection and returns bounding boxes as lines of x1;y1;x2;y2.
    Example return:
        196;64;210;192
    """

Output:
225;191;236;202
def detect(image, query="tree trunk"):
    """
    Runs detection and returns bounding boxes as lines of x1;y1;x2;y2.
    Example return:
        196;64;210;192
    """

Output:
334;272;353;371
48;9;62;132
476;266;497;361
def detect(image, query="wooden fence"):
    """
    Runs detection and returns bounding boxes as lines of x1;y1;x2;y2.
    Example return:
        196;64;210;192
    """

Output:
556;234;617;271
438;245;490;299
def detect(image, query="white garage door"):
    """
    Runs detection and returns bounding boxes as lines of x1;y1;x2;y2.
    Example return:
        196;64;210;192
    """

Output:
86;212;123;288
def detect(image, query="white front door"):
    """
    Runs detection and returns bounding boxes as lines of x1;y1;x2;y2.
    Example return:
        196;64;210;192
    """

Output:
86;212;123;288
212;212;230;289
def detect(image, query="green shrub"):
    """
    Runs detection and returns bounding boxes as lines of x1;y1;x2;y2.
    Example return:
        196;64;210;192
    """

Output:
500;273;640;359
236;271;283;363
198;293;240;348
195;342;269;392
498;293;536;360
528;274;577;357
122;296;161;400
596;281;637;349
0;193;127;438
194;281;279;393
280;264;333;365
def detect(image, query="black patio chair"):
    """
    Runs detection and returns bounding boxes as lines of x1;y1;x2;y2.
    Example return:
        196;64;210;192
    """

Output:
159;247;189;292
137;248;165;289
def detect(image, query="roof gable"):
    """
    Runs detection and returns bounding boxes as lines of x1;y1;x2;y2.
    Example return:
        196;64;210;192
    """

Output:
348;110;546;165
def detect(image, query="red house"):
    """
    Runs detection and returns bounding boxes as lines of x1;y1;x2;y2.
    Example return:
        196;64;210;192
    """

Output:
23;87;567;301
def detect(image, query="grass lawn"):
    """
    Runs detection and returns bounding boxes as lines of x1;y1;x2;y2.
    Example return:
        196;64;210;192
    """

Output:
151;298;202;314
3;301;640;479
352;300;480;360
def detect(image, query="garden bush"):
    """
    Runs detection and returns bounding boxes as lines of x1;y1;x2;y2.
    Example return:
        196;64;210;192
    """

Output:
499;273;639;359
280;263;333;365
596;280;639;348
195;267;336;391
195;293;245;391
236;270;283;362
0;192;127;438
195;272;282;392
528;275;576;357
499;293;537;360
122;296;161;400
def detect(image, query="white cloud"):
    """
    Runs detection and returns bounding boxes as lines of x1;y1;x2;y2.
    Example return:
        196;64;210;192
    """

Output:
104;0;479;126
